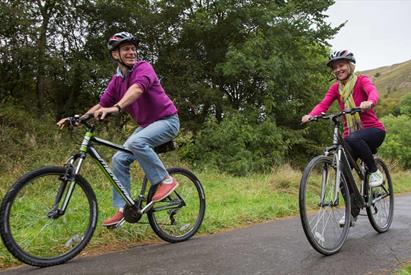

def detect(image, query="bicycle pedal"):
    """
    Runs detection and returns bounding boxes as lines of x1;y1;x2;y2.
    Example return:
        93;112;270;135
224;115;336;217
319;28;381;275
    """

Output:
105;219;125;230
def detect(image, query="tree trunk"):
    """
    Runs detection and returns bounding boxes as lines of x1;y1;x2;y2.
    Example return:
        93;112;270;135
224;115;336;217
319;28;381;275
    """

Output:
35;0;54;117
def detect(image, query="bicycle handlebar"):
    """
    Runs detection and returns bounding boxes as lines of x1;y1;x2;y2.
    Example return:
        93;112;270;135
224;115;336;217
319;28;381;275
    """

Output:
64;113;95;130
309;107;362;122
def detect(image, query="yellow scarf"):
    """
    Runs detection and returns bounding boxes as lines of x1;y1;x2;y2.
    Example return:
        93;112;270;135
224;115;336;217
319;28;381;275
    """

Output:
338;73;362;134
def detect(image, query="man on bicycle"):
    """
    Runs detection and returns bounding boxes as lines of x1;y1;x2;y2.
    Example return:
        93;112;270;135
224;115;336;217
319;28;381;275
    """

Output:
58;31;180;227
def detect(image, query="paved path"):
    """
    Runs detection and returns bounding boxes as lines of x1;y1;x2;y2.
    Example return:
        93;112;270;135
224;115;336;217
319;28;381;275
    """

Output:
2;194;411;275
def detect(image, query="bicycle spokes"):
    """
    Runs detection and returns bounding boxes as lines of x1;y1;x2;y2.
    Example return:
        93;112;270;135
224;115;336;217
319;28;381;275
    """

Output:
299;156;350;255
147;168;205;242
0;167;97;266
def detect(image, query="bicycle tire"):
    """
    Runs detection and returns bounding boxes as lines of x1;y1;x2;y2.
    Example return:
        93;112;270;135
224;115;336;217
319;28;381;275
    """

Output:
299;155;351;255
147;167;206;243
0;166;98;267
366;157;394;233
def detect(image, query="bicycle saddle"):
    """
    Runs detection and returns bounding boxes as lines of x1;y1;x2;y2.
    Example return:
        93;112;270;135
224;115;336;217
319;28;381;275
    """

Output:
154;140;176;154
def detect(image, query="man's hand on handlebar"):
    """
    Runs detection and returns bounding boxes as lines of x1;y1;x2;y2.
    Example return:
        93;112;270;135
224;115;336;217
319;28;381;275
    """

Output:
56;113;93;130
56;117;70;129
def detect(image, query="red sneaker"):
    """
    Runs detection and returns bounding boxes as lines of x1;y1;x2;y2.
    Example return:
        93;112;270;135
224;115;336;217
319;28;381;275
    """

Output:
102;210;124;227
152;177;179;202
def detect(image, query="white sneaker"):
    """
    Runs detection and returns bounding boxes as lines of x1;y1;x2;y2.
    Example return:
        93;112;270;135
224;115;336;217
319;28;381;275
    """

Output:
338;215;357;227
369;170;383;188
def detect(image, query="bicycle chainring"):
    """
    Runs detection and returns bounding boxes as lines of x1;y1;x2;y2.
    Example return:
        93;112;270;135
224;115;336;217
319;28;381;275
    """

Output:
123;205;142;223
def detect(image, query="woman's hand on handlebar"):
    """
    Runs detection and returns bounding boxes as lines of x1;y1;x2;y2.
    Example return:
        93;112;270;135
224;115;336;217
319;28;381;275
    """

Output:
359;100;374;111
301;114;313;124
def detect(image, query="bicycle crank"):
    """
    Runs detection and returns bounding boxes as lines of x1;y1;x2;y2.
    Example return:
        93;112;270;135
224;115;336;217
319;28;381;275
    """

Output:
124;204;142;223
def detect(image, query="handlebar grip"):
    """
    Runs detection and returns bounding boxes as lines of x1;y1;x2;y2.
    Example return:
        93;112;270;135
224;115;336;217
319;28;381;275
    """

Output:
343;107;362;114
79;113;92;122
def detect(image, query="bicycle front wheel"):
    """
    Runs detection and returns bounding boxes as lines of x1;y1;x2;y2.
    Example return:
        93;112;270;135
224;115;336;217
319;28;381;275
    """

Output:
299;155;351;255
366;158;394;233
0;166;97;267
147;168;206;243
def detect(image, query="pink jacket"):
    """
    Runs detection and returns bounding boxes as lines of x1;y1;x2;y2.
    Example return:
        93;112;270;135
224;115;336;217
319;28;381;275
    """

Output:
309;74;385;137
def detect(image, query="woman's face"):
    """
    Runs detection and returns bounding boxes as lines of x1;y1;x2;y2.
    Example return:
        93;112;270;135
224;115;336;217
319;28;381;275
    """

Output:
112;42;137;67
331;60;351;81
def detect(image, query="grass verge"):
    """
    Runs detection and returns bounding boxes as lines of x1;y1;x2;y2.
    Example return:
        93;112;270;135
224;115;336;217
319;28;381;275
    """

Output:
1;161;410;269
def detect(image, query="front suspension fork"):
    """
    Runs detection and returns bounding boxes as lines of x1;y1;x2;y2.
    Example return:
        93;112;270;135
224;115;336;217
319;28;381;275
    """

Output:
48;154;84;218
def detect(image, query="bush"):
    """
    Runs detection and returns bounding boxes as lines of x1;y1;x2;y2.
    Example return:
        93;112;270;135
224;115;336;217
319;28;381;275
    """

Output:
183;112;287;176
400;92;411;116
379;115;411;169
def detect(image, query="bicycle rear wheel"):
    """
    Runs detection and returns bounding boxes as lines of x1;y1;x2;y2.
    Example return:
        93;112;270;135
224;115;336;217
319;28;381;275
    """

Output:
299;155;351;255
0;166;97;267
147;168;206;243
366;158;394;233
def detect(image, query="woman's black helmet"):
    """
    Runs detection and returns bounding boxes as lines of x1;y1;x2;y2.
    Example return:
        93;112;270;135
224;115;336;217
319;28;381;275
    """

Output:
107;32;139;52
327;50;356;67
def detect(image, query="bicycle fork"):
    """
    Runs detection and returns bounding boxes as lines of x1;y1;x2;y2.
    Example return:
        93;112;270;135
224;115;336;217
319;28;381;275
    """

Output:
47;154;85;218
319;150;347;208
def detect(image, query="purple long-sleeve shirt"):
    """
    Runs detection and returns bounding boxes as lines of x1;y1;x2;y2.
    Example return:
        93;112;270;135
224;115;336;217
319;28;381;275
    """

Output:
309;74;385;137
99;61;177;127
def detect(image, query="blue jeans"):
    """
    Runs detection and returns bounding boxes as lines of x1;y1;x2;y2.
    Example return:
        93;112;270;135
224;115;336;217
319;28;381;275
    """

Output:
111;115;180;208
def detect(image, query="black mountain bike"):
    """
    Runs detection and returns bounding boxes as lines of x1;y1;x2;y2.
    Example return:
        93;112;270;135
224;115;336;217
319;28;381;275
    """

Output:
299;108;393;255
0;115;206;267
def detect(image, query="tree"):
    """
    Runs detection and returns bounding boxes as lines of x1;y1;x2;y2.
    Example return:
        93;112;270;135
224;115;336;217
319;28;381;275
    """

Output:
1;0;342;172
152;0;340;130
0;0;93;117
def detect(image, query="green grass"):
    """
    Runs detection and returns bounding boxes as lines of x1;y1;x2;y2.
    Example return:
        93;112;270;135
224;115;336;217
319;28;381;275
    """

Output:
1;107;411;270
1;158;411;268
395;259;411;275
0;162;301;267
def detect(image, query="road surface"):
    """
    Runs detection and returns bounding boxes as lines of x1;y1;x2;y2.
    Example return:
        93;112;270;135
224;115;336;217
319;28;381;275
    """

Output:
2;194;411;275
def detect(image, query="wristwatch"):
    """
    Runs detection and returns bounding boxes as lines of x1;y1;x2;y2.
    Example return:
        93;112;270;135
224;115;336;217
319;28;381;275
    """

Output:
114;104;122;112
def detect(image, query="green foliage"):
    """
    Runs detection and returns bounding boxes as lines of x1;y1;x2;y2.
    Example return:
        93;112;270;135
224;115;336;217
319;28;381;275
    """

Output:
183;112;286;176
1;0;343;174
399;93;411;116
379;115;411;169
155;0;338;130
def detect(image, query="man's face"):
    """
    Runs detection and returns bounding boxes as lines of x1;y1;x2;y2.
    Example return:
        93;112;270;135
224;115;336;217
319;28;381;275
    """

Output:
112;42;137;67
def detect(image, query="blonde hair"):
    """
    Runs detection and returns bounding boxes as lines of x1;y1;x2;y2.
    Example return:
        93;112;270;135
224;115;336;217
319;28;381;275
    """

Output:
348;62;356;74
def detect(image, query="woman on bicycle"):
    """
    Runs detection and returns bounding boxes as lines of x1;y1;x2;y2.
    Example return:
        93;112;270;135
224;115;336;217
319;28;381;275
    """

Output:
58;31;180;227
301;50;386;188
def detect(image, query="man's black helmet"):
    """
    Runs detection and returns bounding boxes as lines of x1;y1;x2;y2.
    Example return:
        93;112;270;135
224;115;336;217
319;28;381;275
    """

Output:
107;32;139;52
327;50;356;67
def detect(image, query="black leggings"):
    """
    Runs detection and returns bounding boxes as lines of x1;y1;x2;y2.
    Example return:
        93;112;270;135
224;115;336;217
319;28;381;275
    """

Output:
344;128;386;173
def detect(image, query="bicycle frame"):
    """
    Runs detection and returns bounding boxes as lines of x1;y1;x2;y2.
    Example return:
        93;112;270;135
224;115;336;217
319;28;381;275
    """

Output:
52;126;154;218
325;119;391;213
322;115;367;208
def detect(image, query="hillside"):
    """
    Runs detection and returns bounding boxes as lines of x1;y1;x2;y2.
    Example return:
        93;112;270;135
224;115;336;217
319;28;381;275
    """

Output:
362;59;411;115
